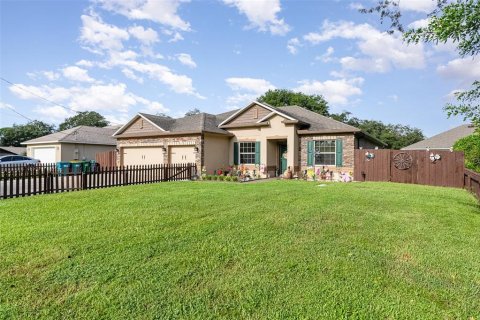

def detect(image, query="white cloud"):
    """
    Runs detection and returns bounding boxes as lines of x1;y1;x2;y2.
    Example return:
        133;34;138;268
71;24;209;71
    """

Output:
408;18;430;29
315;46;335;62
389;94;399;102
304;20;425;73
76;59;95;67
121;68;144;83
287;37;300;54
79;13;130;53
294;77;364;106
223;0;290;35
96;0;191;31
176;53;197;68
399;0;436;13
27;71;61;81
349;2;364;10
437;57;480;81
128;25;159;45
139;100;169;114
8;82;164;114
35;106;74;121
62;66;96;83
225;77;276;107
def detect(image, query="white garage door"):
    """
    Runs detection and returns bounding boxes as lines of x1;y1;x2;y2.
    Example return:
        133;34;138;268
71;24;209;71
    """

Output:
122;147;164;166
169;146;196;164
32;147;56;163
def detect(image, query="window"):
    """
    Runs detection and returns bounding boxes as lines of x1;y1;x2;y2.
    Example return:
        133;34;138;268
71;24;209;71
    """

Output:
253;107;258;119
239;142;256;164
315;140;336;165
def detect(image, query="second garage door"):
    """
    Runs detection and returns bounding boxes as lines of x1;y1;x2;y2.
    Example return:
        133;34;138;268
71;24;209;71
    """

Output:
169;146;196;164
122;147;164;166
32;147;56;163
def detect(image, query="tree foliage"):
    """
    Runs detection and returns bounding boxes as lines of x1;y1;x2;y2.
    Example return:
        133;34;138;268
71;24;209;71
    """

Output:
453;133;480;172
59;111;109;131
331;111;425;149
258;89;329;116
361;0;479;129
185;108;201;116
0;121;56;147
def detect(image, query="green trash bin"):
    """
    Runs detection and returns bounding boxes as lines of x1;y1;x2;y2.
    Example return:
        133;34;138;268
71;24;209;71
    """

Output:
70;162;83;174
56;162;71;175
90;160;97;172
81;161;91;173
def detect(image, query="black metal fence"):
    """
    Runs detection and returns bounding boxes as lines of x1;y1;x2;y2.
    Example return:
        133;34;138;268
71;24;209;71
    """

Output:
1;163;197;199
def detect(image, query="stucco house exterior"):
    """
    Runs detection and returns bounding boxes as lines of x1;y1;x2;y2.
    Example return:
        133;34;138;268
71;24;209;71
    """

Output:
114;101;384;177
22;126;119;163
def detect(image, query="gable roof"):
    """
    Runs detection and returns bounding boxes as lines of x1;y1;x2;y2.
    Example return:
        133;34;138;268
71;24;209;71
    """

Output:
114;112;233;138
0;146;26;155
402;124;475;150
277;106;361;133
22;126;117;146
218;101;297;126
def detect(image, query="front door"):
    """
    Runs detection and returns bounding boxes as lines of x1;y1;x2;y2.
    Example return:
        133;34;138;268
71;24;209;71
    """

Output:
279;144;287;174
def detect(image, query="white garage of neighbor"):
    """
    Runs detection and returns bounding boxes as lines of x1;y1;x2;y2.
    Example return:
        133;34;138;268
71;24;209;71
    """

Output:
32;147;56;163
169;146;196;164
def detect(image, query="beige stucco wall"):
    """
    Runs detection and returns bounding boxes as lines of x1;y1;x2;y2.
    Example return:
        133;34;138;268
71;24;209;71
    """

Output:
227;115;299;177
60;143;115;161
26;144;61;162
203;133;230;174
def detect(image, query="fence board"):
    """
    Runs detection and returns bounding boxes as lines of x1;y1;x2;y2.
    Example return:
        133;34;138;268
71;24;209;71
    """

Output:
0;163;196;199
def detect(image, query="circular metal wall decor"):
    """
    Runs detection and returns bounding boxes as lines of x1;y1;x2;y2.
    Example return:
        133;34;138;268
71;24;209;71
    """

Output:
393;152;413;170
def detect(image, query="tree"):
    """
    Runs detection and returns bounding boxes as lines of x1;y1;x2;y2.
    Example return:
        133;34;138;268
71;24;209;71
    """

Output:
453;133;480;172
59;111;109;131
0;121;56;147
361;0;480;129
258;89;329;116
331;111;425;149
185;108;201;116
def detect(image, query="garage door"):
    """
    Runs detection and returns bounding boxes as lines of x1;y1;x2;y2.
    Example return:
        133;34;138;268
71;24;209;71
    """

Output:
169;146;196;164
122;147;164;166
32;147;56;163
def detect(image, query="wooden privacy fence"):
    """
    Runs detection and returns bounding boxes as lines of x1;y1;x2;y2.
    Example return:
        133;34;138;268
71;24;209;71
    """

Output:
1;163;196;199
464;169;480;200
95;150;116;167
354;149;465;188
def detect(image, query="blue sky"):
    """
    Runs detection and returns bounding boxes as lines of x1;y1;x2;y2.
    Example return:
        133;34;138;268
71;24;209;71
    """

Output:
0;0;477;136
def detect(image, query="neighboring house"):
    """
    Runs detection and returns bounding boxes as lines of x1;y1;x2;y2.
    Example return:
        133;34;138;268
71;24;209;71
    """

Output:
0;146;26;156
402;124;475;151
22;126;120;163
114;101;384;177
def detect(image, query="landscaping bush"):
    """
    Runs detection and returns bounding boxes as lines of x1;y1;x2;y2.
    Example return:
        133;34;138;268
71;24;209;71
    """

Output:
218;175;225;181
232;176;239;182
225;176;232;182
454;133;480;172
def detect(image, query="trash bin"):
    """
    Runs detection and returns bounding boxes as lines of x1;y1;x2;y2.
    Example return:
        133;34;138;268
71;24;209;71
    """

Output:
90;160;97;172
70;161;83;174
82;161;91;173
56;162;71;175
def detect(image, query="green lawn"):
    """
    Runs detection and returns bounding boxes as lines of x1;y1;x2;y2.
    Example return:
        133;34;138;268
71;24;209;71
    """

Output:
0;181;479;319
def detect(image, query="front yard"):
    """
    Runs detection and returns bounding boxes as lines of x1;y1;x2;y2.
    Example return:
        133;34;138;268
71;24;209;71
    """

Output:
0;181;479;319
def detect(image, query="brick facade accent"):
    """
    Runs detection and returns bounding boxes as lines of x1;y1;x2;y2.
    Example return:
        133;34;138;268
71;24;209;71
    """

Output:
116;135;203;168
298;134;355;174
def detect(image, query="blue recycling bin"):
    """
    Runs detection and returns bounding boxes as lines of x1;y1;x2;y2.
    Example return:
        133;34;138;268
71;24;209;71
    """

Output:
70;162;83;174
56;162;71;175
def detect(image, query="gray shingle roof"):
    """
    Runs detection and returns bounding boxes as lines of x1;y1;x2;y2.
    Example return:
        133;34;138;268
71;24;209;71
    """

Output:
139;113;175;131
277;106;361;132
22;126;117;145
402;124;475;150
0;146;26;155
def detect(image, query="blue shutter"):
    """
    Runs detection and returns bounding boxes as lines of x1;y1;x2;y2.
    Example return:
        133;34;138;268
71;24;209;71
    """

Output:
255;141;261;165
233;142;239;165
336;139;343;167
307;141;314;166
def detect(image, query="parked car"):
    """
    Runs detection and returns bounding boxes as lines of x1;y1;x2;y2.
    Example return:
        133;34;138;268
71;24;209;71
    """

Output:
0;155;41;167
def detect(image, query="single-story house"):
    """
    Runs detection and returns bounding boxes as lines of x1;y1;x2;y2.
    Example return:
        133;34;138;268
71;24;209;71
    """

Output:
0;146;26;156
22;126;119;163
402;124;475;151
114;101;384;177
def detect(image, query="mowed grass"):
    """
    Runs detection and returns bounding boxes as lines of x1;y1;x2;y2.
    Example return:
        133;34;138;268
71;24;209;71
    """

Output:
0;181;479;319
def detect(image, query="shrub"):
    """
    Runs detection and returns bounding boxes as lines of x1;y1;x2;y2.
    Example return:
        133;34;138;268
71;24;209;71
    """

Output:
218;175;225;181
232;176;239;182
205;175;212;181
454;133;480;172
225;176;232;182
